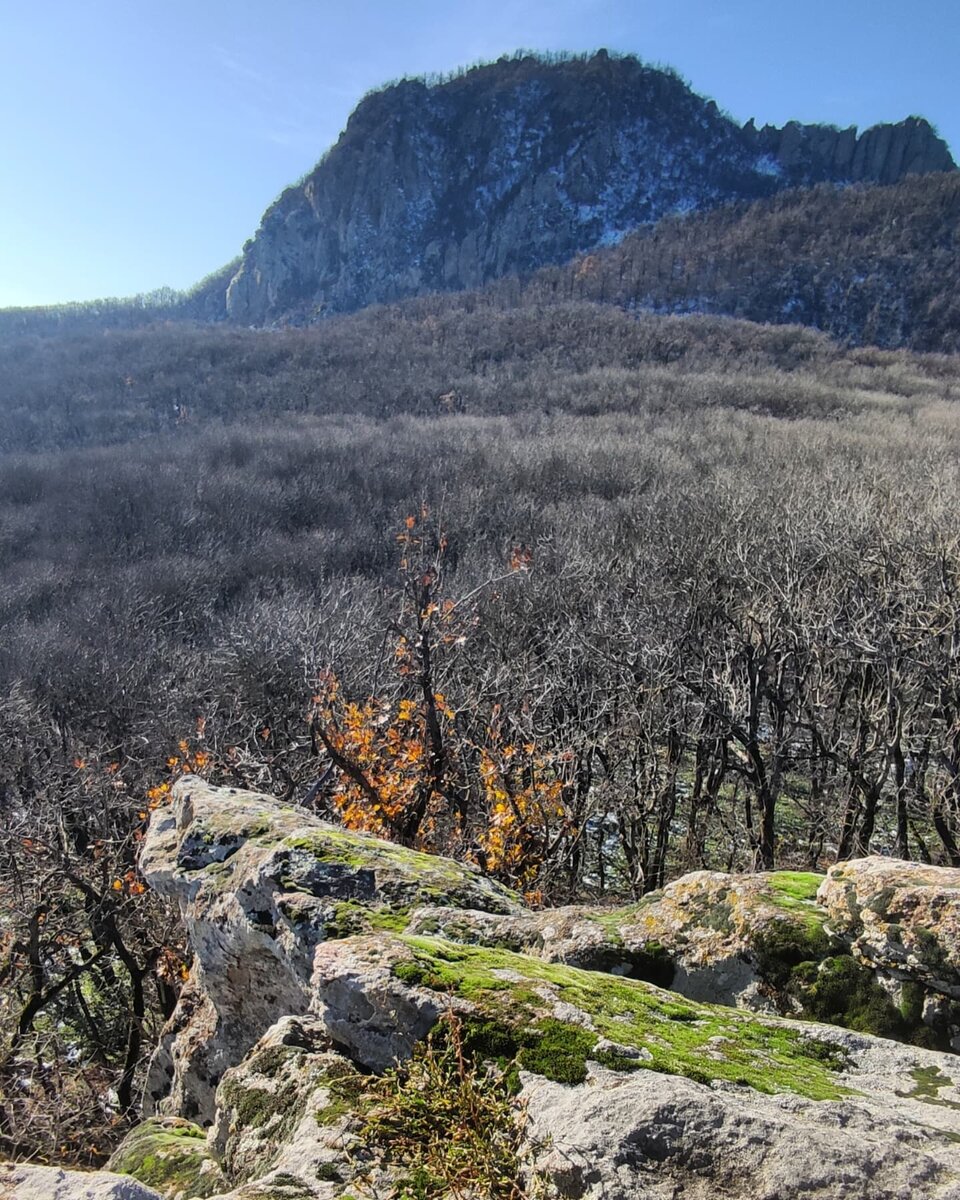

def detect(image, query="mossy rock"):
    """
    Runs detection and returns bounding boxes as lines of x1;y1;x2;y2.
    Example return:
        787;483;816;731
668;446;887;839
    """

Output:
167;779;522;918
787;955;945;1049
278;828;519;912
817;858;960;998
390;934;854;1101
215;1023;361;1186
108;1116;227;1198
231;1172;320;1198
752;914;837;990
763;871;824;905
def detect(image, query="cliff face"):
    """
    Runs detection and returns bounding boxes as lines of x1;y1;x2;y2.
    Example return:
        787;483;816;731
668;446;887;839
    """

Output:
224;52;955;324
744;113;954;185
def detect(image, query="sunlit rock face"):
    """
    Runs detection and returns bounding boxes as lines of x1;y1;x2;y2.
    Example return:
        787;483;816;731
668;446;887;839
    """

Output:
139;776;520;1121
224;52;954;325
124;779;960;1200
818;858;960;999
0;1164;163;1199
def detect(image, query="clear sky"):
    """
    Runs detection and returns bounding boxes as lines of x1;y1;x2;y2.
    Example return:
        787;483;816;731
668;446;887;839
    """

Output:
1;0;957;308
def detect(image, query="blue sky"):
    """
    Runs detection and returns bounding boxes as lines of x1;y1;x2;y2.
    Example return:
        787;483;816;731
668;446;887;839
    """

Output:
1;0;957;307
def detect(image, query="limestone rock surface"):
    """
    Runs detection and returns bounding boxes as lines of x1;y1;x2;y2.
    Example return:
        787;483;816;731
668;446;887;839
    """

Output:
141;776;519;1120
525;1065;960;1200
819;857;960;995
128;780;960;1199
409;867;828;1007
107;1117;226;1198
0;1164;162;1200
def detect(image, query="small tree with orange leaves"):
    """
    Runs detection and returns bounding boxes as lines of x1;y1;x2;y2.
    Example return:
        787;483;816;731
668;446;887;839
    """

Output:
310;509;573;889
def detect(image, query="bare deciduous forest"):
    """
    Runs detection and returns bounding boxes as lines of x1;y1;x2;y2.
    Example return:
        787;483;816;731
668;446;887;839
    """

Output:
2;292;960;1160
515;172;960;352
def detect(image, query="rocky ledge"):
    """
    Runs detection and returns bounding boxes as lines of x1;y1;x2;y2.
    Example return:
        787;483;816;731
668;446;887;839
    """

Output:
14;778;960;1200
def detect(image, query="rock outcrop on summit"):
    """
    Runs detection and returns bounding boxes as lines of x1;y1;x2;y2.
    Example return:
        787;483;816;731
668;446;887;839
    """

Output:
224;52;954;325
41;776;960;1200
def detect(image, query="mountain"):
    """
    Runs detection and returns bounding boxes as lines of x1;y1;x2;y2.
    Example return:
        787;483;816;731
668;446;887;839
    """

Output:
224;50;955;324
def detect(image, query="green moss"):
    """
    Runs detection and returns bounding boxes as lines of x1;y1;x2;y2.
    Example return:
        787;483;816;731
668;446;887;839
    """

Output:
591;1048;645;1073
764;871;824;905
795;955;908;1040
587;896;659;936
314;1097;356;1127
255;1172;317;1199
189;813;272;868
222;1080;292;1129
392;960;447;989
315;1162;343;1182
703;899;734;934
395;936;853;1100
247;1044;299;1077
516;1018;597;1085
396;1166;446;1199
780;956;947;1050
914;927;950;973
460;1016;523;1065
899;981;926;1026
314;1071;369;1127
284;831;458;878
322;899;413;938
367;907;414;932
218;1049;310;1136
753;916;835;989
108;1117;225;1197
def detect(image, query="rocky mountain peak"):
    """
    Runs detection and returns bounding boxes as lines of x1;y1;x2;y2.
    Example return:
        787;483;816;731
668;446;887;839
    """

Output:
222;52;954;324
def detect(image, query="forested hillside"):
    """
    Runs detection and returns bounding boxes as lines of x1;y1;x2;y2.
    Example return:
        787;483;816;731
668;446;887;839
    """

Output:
4;303;960;1161
225;50;954;322
3;172;960;1172
3;302;960;919
3;171;958;356
519;171;960;352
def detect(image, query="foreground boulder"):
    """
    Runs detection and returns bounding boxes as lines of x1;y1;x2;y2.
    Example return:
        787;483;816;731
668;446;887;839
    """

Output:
819;858;960;993
525;1066;960;1200
0;1164;161;1199
141;777;519;1119
125;779;960;1199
